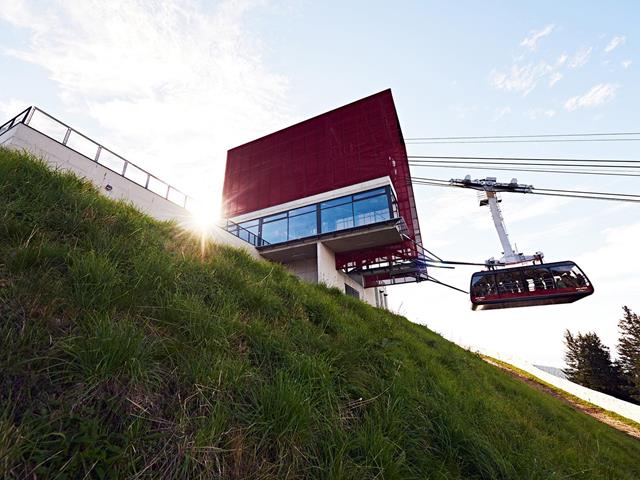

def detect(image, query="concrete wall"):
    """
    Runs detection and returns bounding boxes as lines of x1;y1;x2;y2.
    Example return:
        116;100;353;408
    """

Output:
316;242;385;305
286;257;317;283
0;124;259;258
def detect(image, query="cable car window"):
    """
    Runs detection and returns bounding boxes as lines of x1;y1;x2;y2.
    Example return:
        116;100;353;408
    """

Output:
549;264;589;288
521;267;554;292
471;273;496;297
495;270;524;294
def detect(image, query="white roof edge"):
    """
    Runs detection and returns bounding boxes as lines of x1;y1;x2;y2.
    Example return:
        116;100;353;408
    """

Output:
229;176;395;224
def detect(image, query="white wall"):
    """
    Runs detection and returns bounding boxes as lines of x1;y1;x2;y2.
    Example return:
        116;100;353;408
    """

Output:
0;124;259;257
316;242;384;305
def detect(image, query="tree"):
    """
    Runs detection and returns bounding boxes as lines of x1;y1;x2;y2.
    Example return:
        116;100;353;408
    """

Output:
563;330;626;399
617;306;640;402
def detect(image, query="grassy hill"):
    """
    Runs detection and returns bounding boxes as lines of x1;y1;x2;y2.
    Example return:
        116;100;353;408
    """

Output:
1;147;639;479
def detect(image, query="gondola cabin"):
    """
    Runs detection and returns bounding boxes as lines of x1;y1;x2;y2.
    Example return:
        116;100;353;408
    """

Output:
470;261;593;311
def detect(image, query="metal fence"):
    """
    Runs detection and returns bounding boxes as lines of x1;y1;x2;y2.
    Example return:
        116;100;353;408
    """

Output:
224;219;270;247
0;106;193;210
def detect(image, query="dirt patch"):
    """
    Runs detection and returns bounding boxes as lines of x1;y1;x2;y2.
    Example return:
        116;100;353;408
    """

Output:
483;357;640;440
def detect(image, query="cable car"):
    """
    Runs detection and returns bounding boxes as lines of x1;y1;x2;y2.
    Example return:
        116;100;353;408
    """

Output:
470;261;594;311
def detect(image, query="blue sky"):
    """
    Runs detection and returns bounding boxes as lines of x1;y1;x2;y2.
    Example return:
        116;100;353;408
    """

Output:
1;0;638;366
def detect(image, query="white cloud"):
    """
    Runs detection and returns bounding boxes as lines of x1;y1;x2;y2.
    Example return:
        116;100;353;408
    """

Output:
568;46;592;68
548;72;563;87
555;53;568;67
576;222;640;286
0;98;31;119
507;195;572;224
492;106;511;121
490;47;570;95
604;35;626;53
622;59;632;69
526;108;556;120
489;61;553;96
520;24;555;51
0;0;289;212
564;83;618;111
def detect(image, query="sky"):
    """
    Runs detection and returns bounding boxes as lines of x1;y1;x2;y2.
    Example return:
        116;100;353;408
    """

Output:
0;0;638;367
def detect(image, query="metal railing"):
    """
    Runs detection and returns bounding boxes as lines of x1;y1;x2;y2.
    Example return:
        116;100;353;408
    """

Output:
0;106;193;210
225;219;270;247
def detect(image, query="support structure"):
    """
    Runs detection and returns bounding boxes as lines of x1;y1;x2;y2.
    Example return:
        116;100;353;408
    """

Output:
450;176;543;266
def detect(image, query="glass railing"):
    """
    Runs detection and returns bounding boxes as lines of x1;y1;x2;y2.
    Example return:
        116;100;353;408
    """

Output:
0;106;193;210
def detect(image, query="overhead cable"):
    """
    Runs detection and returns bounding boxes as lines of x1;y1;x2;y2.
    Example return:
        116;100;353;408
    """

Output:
410;177;640;203
408;159;640;169
408;155;640;164
406;138;640;145
408;163;640;178
405;131;640;141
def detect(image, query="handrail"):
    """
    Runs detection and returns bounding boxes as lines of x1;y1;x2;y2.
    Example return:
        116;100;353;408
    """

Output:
0;106;193;210
225;219;270;247
0;107;31;135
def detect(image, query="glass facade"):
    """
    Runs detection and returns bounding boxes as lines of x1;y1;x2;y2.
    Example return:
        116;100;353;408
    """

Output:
227;186;397;246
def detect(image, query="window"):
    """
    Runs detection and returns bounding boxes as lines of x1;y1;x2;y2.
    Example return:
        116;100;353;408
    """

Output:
345;284;360;299
226;186;398;246
521;267;554;292
353;193;390;226
290;205;316;216
353;188;386;200
321;203;354;233
495;270;524;294
321;195;352;208
238;219;260;243
262;217;288;244
289;210;317;240
239;219;259;234
549;263;589;289
471;273;496;297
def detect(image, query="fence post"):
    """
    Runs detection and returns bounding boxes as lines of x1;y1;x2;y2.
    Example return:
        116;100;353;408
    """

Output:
24;107;35;126
62;128;71;145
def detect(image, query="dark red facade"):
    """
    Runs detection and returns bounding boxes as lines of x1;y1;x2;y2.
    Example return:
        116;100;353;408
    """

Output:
222;89;422;274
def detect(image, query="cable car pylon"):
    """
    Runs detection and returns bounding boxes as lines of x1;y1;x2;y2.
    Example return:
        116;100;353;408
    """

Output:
449;175;543;267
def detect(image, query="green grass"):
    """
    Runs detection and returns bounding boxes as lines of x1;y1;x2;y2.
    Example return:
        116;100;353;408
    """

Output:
481;355;640;433
1;147;639;479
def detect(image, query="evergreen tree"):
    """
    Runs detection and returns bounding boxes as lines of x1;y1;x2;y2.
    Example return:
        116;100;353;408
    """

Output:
617;306;640;402
563;330;625;398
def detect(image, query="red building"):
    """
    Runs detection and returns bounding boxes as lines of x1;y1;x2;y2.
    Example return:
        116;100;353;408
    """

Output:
222;90;425;306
